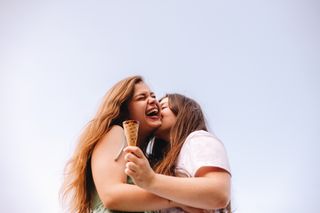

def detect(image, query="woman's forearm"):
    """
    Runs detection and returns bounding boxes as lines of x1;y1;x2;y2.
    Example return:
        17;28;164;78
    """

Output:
145;173;230;209
100;183;173;211
124;146;231;210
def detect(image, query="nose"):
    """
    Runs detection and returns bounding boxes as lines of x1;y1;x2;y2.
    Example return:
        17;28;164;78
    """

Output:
148;95;157;105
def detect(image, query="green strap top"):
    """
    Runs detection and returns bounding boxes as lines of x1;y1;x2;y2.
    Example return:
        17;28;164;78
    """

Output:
91;176;147;213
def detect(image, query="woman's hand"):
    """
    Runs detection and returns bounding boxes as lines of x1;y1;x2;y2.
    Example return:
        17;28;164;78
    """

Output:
124;146;155;189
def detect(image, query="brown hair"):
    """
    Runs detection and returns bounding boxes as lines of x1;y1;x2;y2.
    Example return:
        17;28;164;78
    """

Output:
154;93;232;212
154;93;207;175
60;76;143;213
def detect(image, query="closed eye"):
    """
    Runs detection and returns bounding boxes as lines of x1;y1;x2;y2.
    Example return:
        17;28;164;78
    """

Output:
138;96;146;100
135;94;147;100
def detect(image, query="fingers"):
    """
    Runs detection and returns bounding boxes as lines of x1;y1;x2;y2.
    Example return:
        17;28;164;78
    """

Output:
124;152;139;164
124;167;134;177
124;152;141;178
124;161;138;175
123;146;144;158
123;146;154;188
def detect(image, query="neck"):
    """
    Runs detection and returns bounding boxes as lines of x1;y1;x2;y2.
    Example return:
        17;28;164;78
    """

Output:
157;129;170;143
162;134;170;143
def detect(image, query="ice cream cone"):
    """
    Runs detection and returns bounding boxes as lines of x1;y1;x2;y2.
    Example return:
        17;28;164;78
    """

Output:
123;120;139;146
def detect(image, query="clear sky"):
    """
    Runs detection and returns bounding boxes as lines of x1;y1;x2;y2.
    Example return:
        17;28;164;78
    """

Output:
1;1;319;212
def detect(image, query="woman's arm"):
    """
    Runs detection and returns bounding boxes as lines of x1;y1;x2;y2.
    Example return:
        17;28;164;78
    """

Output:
91;125;173;211
124;146;231;210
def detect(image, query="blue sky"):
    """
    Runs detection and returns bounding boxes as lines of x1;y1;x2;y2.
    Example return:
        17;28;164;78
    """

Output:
1;1;319;212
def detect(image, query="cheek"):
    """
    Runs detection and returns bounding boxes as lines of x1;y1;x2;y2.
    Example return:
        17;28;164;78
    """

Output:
168;113;177;126
162;116;175;128
169;118;176;127
128;104;145;120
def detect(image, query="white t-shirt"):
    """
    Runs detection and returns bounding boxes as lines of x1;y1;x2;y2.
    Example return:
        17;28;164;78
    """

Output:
160;130;231;213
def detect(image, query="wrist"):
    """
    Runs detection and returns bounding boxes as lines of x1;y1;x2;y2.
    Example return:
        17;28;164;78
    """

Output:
145;171;157;190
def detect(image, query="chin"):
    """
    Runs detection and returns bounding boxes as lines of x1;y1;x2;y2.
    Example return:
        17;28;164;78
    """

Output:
146;116;161;126
150;121;161;128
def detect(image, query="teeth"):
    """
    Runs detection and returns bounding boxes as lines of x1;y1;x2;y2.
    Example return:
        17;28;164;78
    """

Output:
147;108;158;116
150;109;158;114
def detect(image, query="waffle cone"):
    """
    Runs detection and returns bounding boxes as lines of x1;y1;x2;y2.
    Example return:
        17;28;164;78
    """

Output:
123;120;139;146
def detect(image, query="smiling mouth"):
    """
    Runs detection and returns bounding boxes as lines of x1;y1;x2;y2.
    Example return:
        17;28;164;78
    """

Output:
146;108;159;118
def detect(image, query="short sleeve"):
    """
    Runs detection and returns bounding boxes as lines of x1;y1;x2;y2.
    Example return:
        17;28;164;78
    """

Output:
176;130;231;177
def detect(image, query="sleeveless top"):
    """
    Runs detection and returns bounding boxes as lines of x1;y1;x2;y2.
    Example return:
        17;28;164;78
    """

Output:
92;176;145;213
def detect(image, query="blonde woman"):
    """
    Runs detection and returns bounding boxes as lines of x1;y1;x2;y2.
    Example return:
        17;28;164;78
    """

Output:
60;77;198;213
124;94;232;213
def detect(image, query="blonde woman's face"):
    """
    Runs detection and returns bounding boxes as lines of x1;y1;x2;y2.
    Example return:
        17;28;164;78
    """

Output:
155;97;177;142
128;82;161;136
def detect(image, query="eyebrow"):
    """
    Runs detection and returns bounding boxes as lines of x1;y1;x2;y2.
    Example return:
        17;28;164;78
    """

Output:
134;91;154;98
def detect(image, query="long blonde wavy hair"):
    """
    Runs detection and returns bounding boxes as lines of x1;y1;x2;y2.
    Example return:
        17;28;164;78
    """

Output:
60;76;143;213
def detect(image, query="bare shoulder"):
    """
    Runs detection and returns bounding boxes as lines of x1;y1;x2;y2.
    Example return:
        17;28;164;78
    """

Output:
91;125;127;188
100;125;124;145
109;124;124;133
107;125;124;136
92;125;125;158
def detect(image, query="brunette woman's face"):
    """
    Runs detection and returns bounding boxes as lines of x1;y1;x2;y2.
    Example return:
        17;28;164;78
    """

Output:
128;82;161;136
154;97;177;142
